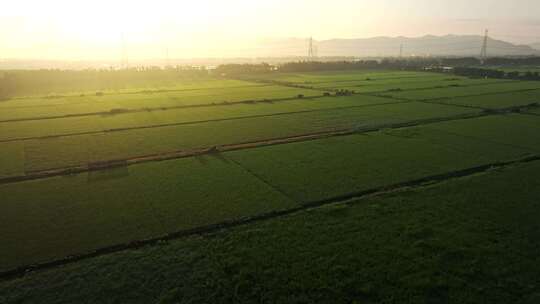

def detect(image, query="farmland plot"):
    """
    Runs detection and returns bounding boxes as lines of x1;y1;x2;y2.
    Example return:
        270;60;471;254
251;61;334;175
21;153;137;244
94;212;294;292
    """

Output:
436;90;540;109
312;78;508;93
384;81;540;100
5;102;479;174
2;160;539;303
226;119;534;203
0;84;322;122
247;71;438;84
0;95;396;141
0;156;296;271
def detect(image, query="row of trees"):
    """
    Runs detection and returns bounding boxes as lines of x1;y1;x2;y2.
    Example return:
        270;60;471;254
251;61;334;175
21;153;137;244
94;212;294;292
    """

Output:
215;60;424;75
215;57;540;80
0;67;209;98
2;57;540;99
454;67;540;80
213;63;274;76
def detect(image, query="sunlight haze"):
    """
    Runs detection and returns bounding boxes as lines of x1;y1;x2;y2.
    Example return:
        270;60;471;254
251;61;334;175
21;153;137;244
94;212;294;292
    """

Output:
1;0;540;60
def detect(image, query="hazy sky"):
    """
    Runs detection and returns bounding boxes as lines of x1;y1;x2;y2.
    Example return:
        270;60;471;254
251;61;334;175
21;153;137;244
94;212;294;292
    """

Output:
1;0;540;60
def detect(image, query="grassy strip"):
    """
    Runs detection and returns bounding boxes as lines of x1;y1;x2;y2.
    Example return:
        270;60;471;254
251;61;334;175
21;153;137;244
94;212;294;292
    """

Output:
1;160;540;303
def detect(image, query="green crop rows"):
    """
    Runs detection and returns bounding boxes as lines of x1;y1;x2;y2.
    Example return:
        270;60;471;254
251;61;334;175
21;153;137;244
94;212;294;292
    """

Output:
382;81;540;100
0;83;322;122
0;115;538;270
2;160;539;303
1;69;540;280
0;101;478;176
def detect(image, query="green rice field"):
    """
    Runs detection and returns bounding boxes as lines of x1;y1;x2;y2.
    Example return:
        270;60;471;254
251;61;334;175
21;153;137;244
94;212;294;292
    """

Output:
1;69;540;303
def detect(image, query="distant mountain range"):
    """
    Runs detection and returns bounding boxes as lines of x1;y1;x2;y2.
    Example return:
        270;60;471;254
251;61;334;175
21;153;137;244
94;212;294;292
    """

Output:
259;35;540;57
1;35;539;70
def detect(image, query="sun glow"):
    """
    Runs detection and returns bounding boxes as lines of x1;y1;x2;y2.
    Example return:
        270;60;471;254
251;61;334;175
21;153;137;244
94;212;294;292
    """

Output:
1;0;270;59
2;0;540;60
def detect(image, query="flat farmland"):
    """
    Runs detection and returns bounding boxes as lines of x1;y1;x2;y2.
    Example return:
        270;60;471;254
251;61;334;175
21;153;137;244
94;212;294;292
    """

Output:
2;69;540;299
311;77;509;93
526;107;540;115
226;120;533;203
422;114;540;151
0;156;297;271
435;90;540;109
1;114;538;271
0;95;397;141
244;70;432;83
3;160;539;303
4;77;259;98
500;67;540;74
0;101;479;176
0;143;25;178
382;81;540;100
0;83;323;122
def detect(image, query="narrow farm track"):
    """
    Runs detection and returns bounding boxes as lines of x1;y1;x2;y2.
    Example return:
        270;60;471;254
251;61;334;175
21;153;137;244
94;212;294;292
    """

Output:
1;154;539;282
1;105;535;185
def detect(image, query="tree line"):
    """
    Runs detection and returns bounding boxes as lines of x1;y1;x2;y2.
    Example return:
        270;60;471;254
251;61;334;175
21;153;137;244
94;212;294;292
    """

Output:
215;57;540;79
453;67;540;80
2;57;540;99
0;67;208;99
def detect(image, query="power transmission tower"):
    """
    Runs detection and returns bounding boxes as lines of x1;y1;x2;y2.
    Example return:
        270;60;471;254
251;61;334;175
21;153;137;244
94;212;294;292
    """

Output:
480;29;489;64
308;37;315;61
399;44;403;58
